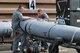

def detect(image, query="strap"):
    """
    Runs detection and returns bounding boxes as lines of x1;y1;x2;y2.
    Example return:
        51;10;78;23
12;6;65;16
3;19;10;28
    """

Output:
70;29;80;43
18;21;30;36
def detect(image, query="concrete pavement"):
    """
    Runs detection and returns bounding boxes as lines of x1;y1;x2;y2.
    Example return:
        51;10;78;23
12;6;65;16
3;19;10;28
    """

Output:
0;44;78;53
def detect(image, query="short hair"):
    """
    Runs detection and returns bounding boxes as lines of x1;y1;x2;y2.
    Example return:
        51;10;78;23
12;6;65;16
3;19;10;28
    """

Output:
37;9;42;12
18;5;23;9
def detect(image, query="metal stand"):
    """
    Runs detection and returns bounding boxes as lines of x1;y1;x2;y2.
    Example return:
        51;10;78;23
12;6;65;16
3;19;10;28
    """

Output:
49;38;64;53
0;36;4;44
76;43;80;53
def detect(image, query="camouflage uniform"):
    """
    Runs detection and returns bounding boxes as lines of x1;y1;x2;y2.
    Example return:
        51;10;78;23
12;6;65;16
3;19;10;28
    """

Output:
12;10;26;53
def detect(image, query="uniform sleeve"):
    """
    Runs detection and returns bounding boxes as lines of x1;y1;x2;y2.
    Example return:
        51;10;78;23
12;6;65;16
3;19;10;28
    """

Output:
43;13;49;21
18;13;25;21
18;13;31;21
44;13;49;19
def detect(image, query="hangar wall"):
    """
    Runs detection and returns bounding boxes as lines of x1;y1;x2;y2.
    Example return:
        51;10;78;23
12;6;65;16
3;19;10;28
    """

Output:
0;0;56;21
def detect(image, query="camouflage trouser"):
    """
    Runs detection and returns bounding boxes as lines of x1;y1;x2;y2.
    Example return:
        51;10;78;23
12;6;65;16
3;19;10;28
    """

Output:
12;28;26;52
